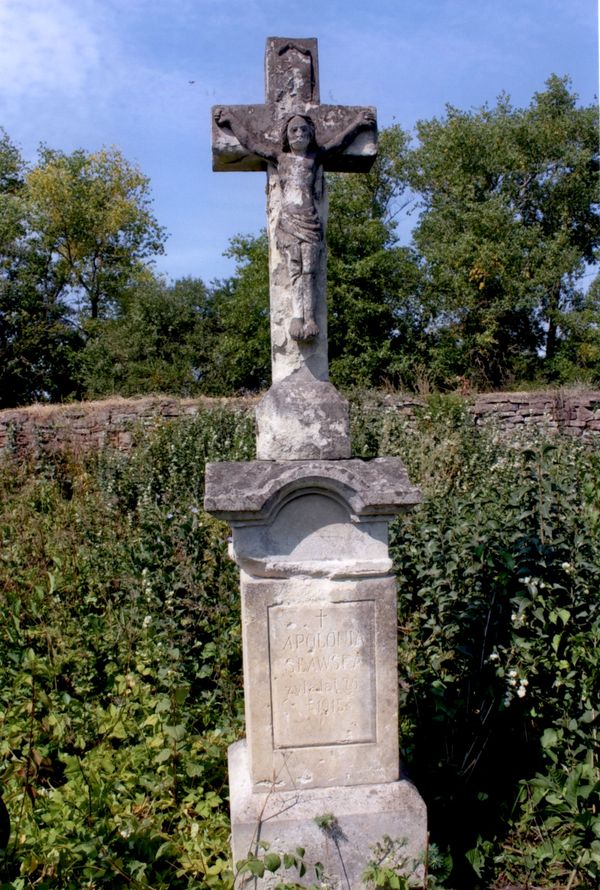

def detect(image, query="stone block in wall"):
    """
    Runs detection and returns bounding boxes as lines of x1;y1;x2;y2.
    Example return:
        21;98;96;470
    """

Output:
576;406;594;421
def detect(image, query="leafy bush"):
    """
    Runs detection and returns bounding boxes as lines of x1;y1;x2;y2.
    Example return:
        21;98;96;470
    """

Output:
353;397;600;888
1;398;598;888
0;408;254;888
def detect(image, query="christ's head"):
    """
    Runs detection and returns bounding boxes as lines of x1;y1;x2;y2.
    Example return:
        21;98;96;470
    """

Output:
282;115;315;154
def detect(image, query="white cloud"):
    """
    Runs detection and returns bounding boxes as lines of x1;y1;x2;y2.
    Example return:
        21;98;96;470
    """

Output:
0;0;208;157
0;0;102;103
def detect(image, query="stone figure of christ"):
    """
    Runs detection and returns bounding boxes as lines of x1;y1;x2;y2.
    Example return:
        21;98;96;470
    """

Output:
214;108;375;341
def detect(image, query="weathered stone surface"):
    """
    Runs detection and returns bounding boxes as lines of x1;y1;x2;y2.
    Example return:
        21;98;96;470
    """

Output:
231;492;391;578
205;457;417;791
212;102;377;174
229;740;427;889
265;148;330;381
269;599;376;748
212;38;376;175
204;456;422;521
255;367;350;458
240;574;400;790
212;38;377;384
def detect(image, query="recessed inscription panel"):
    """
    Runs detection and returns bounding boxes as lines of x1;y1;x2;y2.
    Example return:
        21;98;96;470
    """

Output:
269;601;376;748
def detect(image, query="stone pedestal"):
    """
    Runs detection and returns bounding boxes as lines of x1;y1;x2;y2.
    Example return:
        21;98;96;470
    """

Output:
228;740;427;889
205;458;427;884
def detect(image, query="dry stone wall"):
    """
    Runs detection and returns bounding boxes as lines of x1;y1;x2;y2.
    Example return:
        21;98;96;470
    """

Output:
0;390;599;458
471;390;600;437
0;395;256;457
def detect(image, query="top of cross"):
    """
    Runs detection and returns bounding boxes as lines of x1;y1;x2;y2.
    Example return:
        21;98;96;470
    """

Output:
266;38;319;106
212;38;377;174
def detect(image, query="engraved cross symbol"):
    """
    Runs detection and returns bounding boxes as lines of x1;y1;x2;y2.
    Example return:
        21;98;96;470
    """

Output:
212;38;377;383
317;609;326;628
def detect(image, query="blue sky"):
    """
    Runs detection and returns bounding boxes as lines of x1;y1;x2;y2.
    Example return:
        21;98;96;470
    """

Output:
0;0;597;284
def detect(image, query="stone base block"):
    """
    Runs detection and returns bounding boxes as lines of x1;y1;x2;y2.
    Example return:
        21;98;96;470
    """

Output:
240;576;401;791
229;740;427;889
256;367;350;460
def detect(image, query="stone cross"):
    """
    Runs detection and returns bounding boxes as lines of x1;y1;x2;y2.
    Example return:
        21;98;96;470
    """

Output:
206;39;426;887
212;38;377;386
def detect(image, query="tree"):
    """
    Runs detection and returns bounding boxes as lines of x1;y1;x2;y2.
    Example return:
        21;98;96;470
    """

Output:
326;125;425;388
0;134;170;406
0;130;81;407
205;233;271;393
410;76;600;387
26;146;166;320
0;128;24;245
513;77;600;372
550;270;600;382
80;275;213;398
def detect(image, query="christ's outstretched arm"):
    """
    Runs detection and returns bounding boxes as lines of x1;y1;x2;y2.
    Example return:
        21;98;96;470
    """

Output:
320;109;376;155
214;108;278;163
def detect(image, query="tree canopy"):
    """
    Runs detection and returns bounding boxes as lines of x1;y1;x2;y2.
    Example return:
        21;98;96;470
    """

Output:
326;125;426;387
0;137;167;406
410;75;599;387
26;146;166;320
0;131;81;407
1;75;598;407
81;276;211;398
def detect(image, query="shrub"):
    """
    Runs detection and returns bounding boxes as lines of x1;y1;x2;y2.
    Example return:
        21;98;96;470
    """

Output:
1;398;598;888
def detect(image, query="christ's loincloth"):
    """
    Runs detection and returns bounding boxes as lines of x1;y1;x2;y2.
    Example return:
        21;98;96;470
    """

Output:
276;207;322;248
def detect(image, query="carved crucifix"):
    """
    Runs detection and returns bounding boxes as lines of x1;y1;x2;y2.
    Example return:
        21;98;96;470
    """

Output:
212;38;377;384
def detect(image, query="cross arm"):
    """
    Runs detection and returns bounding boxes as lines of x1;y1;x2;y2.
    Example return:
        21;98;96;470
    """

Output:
313;105;378;173
212;104;278;172
320;107;377;159
212;102;377;174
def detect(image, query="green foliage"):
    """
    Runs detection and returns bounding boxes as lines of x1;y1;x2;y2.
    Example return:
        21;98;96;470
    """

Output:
410;76;600;388
0;128;25;245
352;398;600;887
362;837;453;889
205;232;271;394
1;400;599;888
362;836;416;889
0;134;167;407
550;271;600;383
26;145;166;320
81;275;213;398
0;130;82;408
326;126;427;389
0;408;255;887
235;842;324;888
313;812;337;833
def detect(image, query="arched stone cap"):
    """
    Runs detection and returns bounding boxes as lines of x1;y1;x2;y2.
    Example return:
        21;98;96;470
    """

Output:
204;457;421;524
